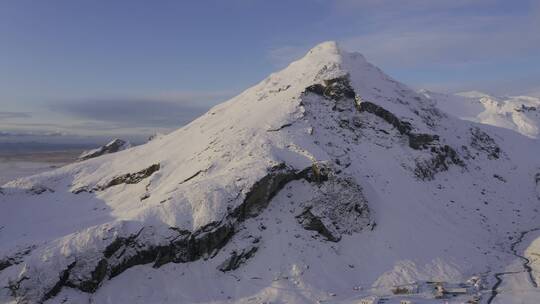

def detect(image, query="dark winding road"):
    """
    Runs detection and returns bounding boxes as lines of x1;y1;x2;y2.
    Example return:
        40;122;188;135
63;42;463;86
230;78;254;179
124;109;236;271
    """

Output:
486;228;540;304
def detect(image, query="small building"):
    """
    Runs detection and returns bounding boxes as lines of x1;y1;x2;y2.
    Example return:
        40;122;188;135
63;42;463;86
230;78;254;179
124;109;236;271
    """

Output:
434;283;445;298
434;283;468;299
359;296;379;304
446;287;468;295
400;300;413;304
392;283;419;295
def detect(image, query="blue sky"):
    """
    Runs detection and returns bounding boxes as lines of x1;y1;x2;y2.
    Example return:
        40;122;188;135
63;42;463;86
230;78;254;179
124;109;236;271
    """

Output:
1;0;539;143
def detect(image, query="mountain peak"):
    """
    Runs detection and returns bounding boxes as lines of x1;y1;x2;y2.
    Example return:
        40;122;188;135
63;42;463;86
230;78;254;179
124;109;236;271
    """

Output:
306;41;341;57
294;41;369;74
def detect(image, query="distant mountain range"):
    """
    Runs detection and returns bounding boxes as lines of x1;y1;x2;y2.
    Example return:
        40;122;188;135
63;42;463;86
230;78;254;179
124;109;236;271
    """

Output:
421;90;540;139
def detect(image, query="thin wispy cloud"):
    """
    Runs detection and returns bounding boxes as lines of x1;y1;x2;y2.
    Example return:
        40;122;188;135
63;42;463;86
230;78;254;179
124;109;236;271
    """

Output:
331;0;500;13
0;112;31;120
50;90;234;129
340;15;540;68
52;99;205;128
0;130;66;137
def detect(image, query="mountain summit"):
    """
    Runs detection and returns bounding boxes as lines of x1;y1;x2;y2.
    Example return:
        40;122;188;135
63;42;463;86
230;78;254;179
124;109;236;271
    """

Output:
2;42;540;303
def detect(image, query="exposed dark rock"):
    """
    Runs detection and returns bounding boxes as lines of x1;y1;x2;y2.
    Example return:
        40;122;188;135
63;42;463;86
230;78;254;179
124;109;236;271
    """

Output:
179;170;204;184
218;246;259;272
72;186;90;194
307;162;331;184
147;133;165;142
41;261;76;303
356;100;439;150
28;222;234;298
27;185;54;195
82;259;108;292
94;164;160;191
515;104;537;112
231;164;301;220
0;246;35;272
0;260;7;272
414;145;465;180
470;127;502;160
104;222;235;279
108;244;161;278
305;83;326;96
493;174;507;183
297;207;341;242
305;78;440;151
356;100;412;134
408;133;439;150
323;77;356;101
186;221;235;262
84;222;233;284
78;139;131;161
66;259;108;293
297;174;372;242
267;123;293;132
7;276;29;299
304;76;355;101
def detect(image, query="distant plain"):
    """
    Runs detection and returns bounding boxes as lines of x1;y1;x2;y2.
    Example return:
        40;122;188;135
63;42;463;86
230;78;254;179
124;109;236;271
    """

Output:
0;144;93;184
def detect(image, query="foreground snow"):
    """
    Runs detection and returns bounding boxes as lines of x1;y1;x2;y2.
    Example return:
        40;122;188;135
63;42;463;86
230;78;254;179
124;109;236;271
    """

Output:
1;42;540;304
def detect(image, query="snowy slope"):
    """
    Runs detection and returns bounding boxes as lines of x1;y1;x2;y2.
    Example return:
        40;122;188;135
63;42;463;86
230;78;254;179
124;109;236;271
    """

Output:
1;42;540;304
421;90;540;138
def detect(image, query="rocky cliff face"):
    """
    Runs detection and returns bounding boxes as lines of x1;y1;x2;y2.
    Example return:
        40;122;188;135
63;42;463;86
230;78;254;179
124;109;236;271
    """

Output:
1;42;540;304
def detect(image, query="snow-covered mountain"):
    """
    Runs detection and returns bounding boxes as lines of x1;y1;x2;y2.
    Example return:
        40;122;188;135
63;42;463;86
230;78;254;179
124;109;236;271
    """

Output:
421;90;540;139
2;42;540;304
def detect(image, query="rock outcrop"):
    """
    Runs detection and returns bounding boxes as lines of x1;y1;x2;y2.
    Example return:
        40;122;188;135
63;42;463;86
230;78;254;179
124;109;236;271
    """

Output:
297;171;372;242
78;139;131;161
470;127;502;160
218;246;259;272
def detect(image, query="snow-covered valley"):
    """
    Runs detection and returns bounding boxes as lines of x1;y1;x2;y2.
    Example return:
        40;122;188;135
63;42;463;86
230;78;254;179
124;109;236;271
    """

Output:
1;42;540;304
